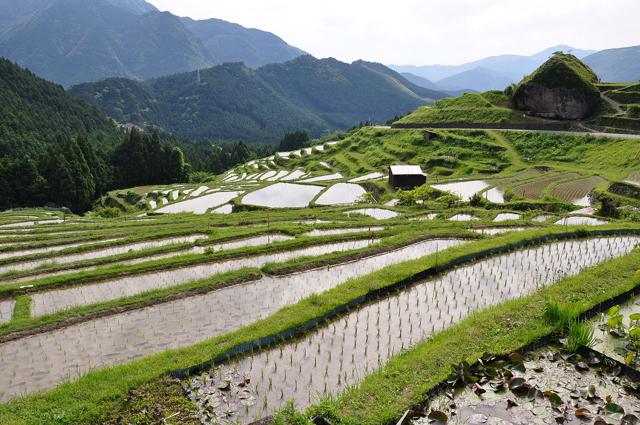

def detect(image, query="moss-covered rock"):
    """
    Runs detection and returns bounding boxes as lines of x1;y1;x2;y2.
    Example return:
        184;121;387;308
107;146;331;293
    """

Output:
513;53;601;119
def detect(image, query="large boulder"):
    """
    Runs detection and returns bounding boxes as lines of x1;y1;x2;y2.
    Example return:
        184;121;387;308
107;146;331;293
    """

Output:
513;53;601;120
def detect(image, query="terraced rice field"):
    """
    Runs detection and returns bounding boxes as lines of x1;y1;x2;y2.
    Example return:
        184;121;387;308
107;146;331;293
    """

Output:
2;128;640;424
184;236;640;423
549;176;607;206
512;173;579;199
0;238;464;401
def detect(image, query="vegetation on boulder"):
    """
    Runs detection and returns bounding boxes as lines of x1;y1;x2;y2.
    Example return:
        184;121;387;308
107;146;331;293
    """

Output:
512;53;601;119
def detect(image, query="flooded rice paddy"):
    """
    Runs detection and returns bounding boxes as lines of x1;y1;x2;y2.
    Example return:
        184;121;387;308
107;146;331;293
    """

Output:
555;217;609;226
449;214;480;222
0;239;464;401
30;239;379;316
299;173;343;183
493;213;522;222
482;187;505;204
156;192;241;214
3;235;294;285
0;235;208;276
472;227;526;235
184;236;640;423
315;183;366;206
348;172;384;183
414;347;640;425
432;180;490;201
0;219;64;228
302;227;384;237
241;183;324;208
0;239;95;260
0;300;14;324
346;209;399;220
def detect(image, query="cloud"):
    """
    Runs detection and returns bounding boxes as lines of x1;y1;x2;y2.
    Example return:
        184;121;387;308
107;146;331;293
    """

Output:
147;0;640;65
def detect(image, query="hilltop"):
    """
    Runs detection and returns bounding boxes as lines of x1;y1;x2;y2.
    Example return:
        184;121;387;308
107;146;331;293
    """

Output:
71;56;448;142
512;53;601;119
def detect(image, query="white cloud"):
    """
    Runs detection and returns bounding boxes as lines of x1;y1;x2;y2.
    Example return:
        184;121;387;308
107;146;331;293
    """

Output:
147;0;640;65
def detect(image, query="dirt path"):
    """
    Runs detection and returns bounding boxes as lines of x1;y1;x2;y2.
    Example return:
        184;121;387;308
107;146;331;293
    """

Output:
601;92;626;116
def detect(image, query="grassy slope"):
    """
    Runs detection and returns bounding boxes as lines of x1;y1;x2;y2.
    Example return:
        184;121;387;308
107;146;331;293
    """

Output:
394;92;529;126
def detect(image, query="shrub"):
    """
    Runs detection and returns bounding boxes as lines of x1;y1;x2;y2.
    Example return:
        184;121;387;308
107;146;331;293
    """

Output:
94;207;121;218
124;191;142;205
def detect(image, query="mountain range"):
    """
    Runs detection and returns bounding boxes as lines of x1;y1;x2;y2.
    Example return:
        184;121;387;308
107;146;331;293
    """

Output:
0;0;305;86
70;55;447;142
583;45;640;83
390;45;597;92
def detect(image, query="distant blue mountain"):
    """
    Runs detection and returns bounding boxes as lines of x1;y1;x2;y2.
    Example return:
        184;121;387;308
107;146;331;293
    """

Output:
389;45;596;92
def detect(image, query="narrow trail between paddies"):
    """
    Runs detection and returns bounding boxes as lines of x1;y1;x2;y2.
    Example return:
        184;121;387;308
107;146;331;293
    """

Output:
0;239;463;402
183;236;640;423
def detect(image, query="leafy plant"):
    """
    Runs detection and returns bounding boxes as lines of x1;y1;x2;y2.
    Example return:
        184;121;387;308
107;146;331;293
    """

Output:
565;320;596;352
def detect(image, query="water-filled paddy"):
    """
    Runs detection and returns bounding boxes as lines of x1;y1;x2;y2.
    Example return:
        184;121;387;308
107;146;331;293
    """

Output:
185;236;640;423
0;235;208;276
302;227;383;237
5;235;295;284
493;213;521;222
299;173;343;183
348;172;384;183
156;192;241;214
30;239;379;316
555;216;608;226
346;209;398;220
241;183;323;208
315;183;366;206
449;214;480;222
0;300;14;324
0;239;463;401
432;180;490;201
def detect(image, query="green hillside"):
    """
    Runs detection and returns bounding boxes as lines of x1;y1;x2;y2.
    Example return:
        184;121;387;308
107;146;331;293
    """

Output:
71;57;447;142
394;91;532;126
0;57;119;158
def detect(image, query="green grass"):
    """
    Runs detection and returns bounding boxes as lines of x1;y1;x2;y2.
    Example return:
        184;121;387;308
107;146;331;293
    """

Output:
284;127;512;180
565;320;596;352
501;131;640;181
394;91;532;126
395;106;527;126
11;296;31;322
1;227;638;424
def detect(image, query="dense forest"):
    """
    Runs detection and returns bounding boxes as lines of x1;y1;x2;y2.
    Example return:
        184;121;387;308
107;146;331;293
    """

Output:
70;56;447;142
0;58;266;212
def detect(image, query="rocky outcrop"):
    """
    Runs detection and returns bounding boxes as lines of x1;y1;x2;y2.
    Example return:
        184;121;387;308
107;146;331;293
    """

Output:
513;83;600;119
512;53;601;120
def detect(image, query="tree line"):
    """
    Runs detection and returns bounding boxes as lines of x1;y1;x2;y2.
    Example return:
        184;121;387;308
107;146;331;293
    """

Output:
0;129;188;213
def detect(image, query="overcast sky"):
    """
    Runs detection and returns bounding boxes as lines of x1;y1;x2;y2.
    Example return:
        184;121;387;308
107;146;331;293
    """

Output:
147;0;639;65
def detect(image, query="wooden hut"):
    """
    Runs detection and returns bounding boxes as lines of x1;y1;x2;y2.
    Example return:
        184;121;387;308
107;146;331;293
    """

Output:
388;165;427;189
